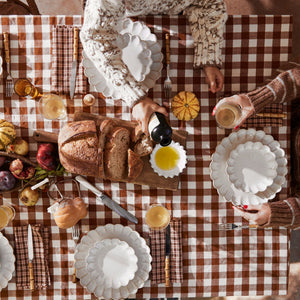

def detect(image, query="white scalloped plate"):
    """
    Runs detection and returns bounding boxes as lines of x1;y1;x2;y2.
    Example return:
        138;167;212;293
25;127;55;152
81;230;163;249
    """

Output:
82;19;163;99
210;129;288;205
75;224;152;300
0;232;15;291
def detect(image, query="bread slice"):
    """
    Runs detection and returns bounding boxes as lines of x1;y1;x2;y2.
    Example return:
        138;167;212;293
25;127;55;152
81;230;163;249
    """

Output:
128;149;143;181
104;127;130;181
98;119;116;177
134;134;154;157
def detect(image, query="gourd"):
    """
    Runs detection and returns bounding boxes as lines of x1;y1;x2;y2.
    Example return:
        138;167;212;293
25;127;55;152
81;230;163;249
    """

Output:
171;91;200;121
53;197;88;229
0;119;16;150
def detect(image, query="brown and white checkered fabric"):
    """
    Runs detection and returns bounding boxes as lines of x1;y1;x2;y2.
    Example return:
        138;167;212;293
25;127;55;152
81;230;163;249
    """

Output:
149;219;183;284
51;25;87;95
0;15;292;299
14;225;51;290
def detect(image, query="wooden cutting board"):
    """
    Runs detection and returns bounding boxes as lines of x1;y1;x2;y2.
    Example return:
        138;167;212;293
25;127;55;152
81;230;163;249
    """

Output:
34;112;188;191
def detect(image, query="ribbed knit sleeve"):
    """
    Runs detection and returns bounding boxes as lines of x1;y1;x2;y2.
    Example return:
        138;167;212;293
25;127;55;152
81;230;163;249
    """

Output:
184;0;227;68
80;0;147;108
243;67;300;113
265;198;300;230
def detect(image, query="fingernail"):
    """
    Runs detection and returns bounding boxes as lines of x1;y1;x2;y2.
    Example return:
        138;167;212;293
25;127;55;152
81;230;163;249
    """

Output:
234;125;240;130
232;206;235;209
243;205;248;209
212;107;216;116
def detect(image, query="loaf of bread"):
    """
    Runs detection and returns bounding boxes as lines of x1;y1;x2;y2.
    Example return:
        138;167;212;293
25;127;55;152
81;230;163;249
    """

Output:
58;119;145;182
58;120;99;177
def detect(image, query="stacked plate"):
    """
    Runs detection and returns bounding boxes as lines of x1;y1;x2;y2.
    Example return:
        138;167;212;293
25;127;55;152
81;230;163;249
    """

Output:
0;232;15;291
210;129;288;206
82;18;163;100
75;224;152;300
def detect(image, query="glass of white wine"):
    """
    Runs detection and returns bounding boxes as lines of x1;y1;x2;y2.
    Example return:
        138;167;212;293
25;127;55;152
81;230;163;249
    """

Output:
145;204;170;231
38;93;67;120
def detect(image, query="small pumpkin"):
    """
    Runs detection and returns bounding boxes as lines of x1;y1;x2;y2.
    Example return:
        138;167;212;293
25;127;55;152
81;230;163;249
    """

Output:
0;119;16;150
171;91;200;121
53;197;88;229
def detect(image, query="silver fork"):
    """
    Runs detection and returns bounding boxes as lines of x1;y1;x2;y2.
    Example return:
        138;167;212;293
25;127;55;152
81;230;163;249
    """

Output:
72;224;80;283
3;32;14;97
164;33;172;99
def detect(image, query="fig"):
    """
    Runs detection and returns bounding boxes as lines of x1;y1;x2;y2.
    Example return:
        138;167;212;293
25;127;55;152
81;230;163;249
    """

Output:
0;171;16;191
7;138;29;156
37;143;58;171
9;159;35;180
0;156;6;167
19;186;39;206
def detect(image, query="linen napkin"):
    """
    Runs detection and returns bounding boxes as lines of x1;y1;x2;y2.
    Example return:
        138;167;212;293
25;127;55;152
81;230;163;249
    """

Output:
14;224;51;290
149;219;183;284
51;25;87;95
242;103;284;128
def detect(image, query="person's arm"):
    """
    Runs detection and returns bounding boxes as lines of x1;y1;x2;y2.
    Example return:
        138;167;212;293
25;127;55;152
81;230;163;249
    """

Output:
184;0;227;93
233;197;300;230
80;0;147;108
243;67;300;113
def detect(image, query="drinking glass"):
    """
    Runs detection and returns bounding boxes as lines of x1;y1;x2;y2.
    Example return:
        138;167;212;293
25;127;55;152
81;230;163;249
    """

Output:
14;78;41;99
145;204;170;230
0;204;15;231
215;102;242;129
38;93;67;120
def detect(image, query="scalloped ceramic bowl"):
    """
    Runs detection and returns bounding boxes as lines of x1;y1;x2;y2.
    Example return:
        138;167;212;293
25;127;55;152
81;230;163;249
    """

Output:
150;141;187;178
75;224;152;300
83;18;163;99
116;33;152;82
86;239;138;289
210;129;288;206
0;232;15;291
227;141;278;194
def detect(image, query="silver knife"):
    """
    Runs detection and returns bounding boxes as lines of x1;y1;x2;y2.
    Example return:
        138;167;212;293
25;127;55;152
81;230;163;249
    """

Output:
27;224;35;291
69;27;79;99
165;224;171;287
75;175;138;224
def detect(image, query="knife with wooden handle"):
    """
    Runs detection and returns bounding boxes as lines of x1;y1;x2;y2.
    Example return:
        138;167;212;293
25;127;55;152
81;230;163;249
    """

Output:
27;224;35;291
165;224;171;287
70;27;79;99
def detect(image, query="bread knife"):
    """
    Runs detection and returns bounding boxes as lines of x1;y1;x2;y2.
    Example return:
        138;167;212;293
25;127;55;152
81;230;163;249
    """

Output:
75;175;138;224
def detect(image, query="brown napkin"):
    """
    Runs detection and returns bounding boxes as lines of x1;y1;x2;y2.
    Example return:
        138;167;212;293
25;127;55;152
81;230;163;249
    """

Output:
51;25;87;95
242;103;284;128
149;219;183;284
14;224;51;290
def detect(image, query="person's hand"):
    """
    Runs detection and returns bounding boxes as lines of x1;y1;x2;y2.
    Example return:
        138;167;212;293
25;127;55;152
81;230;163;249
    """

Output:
212;94;255;129
232;204;271;226
132;97;168;135
203;66;224;93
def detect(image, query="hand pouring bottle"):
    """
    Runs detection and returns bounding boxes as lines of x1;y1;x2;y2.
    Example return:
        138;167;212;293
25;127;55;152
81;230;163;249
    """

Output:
148;112;172;146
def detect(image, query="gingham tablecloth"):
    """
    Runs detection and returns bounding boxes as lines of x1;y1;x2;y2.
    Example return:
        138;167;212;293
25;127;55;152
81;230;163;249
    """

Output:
0;15;292;299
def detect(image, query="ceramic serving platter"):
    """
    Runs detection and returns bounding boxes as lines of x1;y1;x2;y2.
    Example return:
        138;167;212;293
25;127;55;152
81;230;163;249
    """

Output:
75;224;152;300
82;18;163;99
210;129;288;206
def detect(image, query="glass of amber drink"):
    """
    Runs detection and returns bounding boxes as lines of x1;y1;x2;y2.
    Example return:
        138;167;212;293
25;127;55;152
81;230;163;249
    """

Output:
215;102;242;129
145;204;170;230
14;78;41;99
38;93;67;120
0;204;15;231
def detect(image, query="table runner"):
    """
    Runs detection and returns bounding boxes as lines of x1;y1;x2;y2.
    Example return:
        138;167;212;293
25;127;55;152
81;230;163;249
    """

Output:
0;15;292;299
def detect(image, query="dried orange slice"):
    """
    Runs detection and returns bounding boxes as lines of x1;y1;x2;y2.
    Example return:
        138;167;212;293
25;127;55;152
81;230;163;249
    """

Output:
171;91;200;121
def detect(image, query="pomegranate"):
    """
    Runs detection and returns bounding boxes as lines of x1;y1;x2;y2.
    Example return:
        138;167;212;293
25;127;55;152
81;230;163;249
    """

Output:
9;159;35;180
36;143;58;171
